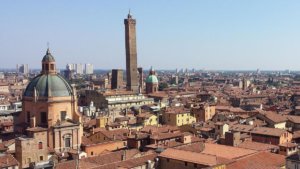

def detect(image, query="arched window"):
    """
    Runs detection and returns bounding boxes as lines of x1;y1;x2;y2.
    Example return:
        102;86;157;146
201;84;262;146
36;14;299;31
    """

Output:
50;64;54;70
38;142;43;149
65;138;71;148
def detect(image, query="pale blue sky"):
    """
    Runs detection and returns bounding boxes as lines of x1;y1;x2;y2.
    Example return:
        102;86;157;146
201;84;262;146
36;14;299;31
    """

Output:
0;0;300;70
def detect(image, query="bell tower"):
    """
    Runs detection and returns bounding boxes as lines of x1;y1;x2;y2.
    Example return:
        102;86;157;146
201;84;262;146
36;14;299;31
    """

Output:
124;11;139;93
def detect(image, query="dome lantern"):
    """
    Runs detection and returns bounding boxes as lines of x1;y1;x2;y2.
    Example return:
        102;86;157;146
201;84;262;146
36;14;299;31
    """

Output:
42;48;56;74
24;48;73;98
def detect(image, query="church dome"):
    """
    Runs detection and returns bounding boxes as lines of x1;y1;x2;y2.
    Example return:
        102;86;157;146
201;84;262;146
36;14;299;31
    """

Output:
146;75;159;84
42;48;55;62
24;48;72;97
24;74;73;97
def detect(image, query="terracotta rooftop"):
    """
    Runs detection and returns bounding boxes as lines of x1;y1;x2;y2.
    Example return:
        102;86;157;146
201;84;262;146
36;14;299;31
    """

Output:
237;141;278;151
200;143;258;160
116;153;157;169
226;152;285;169
176;142;257;160
150;132;183;141
285;115;300;124
159;148;231;166
257;111;287;123
140;125;179;134
164;106;191;114
0;154;18;168
92;129;130;141
293;130;300;139
55;149;140;169
230;124;255;133
250;127;287;137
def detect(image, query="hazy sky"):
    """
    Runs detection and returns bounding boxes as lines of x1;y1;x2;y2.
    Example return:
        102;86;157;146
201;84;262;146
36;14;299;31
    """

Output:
1;0;300;70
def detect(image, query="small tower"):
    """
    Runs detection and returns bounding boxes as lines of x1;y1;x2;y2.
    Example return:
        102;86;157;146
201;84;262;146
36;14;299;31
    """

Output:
41;48;56;74
146;67;159;94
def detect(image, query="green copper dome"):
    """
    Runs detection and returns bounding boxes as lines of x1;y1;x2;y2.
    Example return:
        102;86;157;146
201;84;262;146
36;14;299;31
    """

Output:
24;74;73;97
146;75;159;83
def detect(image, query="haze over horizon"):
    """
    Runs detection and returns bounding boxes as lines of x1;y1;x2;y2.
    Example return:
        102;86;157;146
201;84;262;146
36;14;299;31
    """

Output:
1;0;300;70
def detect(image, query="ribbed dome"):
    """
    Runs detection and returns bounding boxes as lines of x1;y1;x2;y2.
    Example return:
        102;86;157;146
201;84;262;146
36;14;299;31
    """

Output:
42;48;55;62
146;75;159;83
24;74;73;97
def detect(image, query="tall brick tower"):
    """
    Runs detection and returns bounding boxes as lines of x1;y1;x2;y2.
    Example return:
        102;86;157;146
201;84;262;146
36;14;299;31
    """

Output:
124;11;139;93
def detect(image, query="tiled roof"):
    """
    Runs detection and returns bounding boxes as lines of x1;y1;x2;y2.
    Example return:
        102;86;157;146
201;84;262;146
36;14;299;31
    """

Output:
91;129;130;141
116;153;157;168
0;154;19;167
257;111;287;123
293;130;300;139
140;125;179;133
164;107;191;114
159;148;231;166
226;152;285;169
200;143;257;160
150;132;183;140
230;124;255;133
237;141;278;151
285;115;300;124
250;127;287;137
55;149;140;169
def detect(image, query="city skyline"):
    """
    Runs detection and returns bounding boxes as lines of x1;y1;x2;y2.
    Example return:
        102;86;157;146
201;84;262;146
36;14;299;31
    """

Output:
1;1;300;70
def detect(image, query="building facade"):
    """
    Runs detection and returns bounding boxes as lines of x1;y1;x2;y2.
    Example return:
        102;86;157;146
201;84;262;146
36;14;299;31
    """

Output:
16;48;83;154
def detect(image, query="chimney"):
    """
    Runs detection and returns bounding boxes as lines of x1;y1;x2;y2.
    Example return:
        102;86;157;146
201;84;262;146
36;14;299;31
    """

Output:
147;160;152;169
92;127;95;134
113;134;116;141
30;117;36;128
121;150;126;161
128;129;132;136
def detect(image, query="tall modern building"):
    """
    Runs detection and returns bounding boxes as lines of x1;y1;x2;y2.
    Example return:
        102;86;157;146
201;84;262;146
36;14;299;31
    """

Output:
124;12;139;93
66;63;75;71
16;64;29;75
75;64;84;75
85;63;94;74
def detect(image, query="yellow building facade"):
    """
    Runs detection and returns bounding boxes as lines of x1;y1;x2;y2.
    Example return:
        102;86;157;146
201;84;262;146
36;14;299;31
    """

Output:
163;108;196;126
